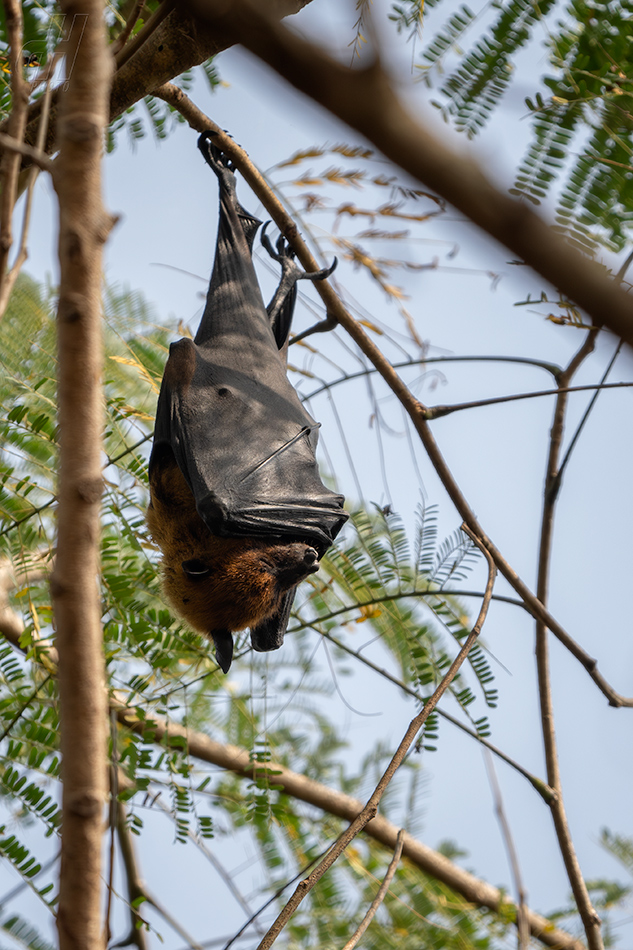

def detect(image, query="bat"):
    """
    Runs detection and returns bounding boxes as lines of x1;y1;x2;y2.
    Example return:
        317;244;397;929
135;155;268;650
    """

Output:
147;132;348;673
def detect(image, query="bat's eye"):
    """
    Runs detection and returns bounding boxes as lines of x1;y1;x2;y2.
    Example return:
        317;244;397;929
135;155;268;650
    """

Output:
182;558;212;580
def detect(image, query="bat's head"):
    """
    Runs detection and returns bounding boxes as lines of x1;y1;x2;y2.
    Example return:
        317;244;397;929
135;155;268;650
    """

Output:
148;451;321;672
182;540;320;673
173;537;320;632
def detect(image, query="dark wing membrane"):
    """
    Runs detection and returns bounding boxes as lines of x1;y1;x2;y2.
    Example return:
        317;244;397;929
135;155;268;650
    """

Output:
151;339;347;549
250;589;296;653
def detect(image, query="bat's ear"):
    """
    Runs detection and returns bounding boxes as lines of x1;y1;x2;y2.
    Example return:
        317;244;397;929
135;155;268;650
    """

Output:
211;629;234;673
182;558;212;580
250;590;296;654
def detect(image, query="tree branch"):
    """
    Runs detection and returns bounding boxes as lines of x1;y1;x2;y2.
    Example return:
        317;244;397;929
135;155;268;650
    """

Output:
424;380;633;420
0;81;54;316
250;527;495;949
113;800;150;950
318;629;556;803
49;0;115;945
0;0;314;176
484;750;530;950
0;133;54;173
0;603;586;950
535;330;604;950
341;828;405;950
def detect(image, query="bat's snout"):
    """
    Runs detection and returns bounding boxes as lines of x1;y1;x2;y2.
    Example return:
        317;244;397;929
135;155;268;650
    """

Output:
302;546;319;570
274;543;320;588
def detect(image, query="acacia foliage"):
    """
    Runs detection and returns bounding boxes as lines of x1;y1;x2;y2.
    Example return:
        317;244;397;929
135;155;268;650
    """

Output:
0;275;517;949
393;0;633;253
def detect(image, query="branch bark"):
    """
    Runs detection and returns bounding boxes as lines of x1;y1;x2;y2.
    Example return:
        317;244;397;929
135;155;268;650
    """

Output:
49;0;115;946
114;800;150;950
341;828;405;950
114;699;586;950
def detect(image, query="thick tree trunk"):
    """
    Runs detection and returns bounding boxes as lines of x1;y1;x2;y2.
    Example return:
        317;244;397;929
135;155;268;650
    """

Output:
50;1;115;947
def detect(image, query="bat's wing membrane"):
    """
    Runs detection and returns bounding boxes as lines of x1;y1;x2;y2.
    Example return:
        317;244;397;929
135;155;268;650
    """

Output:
153;340;347;549
250;589;295;653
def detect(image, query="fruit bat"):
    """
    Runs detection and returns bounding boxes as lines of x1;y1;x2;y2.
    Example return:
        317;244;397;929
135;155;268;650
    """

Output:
147;132;348;673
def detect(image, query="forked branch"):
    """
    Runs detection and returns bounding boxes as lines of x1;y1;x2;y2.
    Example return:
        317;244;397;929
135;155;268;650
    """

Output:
534;330;604;950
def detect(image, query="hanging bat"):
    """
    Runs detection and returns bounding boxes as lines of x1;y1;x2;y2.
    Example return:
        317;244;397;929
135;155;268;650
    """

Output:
147;132;348;673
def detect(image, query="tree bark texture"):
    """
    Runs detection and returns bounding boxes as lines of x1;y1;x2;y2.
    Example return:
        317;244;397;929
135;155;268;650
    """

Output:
50;1;115;947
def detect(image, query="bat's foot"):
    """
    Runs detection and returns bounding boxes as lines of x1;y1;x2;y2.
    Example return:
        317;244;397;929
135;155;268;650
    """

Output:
198;130;236;177
261;223;337;282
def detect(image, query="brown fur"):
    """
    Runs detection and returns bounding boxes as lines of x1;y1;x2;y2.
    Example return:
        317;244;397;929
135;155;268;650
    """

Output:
147;452;317;636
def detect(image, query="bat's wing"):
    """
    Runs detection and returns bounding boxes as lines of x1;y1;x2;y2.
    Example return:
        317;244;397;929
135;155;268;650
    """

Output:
250;589;295;653
151;134;347;551
151;337;347;549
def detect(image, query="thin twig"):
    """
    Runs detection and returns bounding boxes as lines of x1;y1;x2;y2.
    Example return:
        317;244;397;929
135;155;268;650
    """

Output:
253;527;496;950
319;629;556;802
301;355;562;400
483;750;529;950
556;340;623;487
0;134;53;173
341;828;405;950
0;80;54;316
114;0;177;69
424;380;633;420
113;800;150;950
0;0;29;315
151;795;264;931
216;850;328;950
151;80;633;708
111;0;147;56
535;330;604;950
0;674;52;743
104;710;120;945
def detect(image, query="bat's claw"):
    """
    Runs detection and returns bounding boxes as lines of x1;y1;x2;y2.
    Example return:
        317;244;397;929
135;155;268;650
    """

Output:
211;628;234;673
298;257;337;282
261;223;296;264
